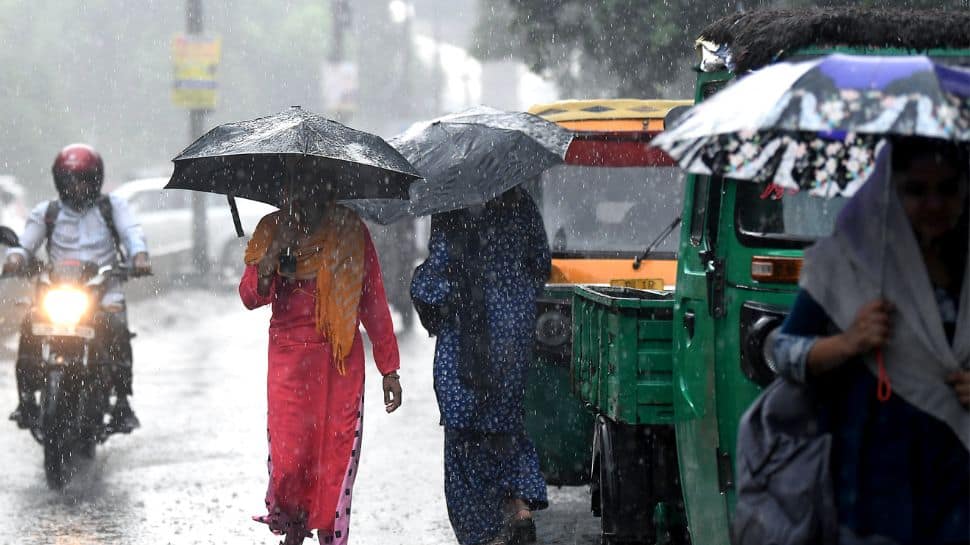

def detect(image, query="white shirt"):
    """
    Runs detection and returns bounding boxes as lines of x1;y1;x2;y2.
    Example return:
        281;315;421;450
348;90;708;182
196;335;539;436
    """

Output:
7;195;148;305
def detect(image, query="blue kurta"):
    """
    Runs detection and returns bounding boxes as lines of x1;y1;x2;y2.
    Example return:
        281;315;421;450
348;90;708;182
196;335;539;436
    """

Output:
411;191;551;545
411;193;550;433
774;290;970;545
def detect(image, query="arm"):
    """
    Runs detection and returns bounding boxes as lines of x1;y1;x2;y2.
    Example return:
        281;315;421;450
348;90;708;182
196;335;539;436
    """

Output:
238;263;276;309
525;196;551;295
359;228;400;376
6;202;48;262
770;290;829;383
108;195;148;258
771;290;892;382
800;298;892;376
409;217;455;335
409;216;453;307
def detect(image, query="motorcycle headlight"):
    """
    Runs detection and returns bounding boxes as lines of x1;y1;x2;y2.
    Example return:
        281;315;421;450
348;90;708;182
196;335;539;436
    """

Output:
42;288;90;325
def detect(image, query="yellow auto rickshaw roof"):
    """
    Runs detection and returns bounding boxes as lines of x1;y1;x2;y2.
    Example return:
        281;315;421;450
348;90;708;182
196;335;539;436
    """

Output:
528;99;692;132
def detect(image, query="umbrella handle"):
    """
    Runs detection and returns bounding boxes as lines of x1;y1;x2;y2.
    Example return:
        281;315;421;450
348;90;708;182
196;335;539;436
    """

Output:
228;195;244;238
876;348;892;402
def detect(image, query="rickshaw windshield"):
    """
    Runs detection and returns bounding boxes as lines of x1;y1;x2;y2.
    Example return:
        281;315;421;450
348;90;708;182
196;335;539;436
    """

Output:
735;181;846;248
525;164;684;258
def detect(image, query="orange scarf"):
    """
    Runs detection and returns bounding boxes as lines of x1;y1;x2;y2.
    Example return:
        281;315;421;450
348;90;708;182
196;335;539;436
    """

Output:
244;205;365;373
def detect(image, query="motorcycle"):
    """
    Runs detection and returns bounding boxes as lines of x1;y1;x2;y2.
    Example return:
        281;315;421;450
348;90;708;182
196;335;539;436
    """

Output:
0;226;144;489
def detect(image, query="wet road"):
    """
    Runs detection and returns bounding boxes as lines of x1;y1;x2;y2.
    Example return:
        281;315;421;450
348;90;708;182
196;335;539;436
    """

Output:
0;289;598;545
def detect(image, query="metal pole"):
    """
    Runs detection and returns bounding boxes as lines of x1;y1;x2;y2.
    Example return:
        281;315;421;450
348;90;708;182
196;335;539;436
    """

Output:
330;0;347;62
402;3;412;108
330;0;351;124
431;0;442;115
187;0;210;275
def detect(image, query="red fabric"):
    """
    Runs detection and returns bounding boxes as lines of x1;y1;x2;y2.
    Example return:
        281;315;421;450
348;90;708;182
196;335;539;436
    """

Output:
239;229;399;533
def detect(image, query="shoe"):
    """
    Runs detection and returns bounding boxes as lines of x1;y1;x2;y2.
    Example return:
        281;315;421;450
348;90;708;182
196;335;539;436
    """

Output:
483;530;511;545
8;401;38;429
110;399;140;433
510;516;536;544
509;509;536;545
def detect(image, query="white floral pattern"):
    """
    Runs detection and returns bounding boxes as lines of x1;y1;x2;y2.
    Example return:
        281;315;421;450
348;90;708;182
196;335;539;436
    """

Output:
655;55;970;197
671;130;884;197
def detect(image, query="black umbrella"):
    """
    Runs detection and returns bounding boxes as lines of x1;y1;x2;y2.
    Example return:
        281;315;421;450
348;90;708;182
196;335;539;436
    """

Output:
347;107;573;223
166;106;422;235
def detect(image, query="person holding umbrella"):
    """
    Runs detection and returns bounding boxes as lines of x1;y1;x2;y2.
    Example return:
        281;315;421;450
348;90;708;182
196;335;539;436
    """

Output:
167;108;419;545
240;178;402;545
400;108;571;545
764;139;969;544
412;187;550;545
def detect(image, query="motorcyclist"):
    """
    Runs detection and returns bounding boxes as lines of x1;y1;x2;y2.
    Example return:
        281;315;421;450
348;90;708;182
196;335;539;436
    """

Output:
4;144;151;432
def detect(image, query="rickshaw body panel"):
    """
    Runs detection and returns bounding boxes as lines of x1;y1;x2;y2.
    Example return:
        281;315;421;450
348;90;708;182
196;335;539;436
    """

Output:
523;99;689;485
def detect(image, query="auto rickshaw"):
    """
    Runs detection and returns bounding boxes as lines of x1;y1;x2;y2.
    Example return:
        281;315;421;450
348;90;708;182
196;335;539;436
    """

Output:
568;9;970;545
520;99;691;485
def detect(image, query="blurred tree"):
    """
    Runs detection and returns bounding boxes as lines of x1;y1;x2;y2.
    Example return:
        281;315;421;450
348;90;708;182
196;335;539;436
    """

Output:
354;0;442;137
472;0;739;98
473;0;969;99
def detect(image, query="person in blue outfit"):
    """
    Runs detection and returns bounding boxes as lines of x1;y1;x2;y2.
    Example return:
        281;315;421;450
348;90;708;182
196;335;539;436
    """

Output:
411;187;550;545
769;139;969;545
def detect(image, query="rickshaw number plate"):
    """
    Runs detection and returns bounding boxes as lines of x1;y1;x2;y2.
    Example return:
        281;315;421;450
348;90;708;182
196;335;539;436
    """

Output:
32;323;95;340
610;278;665;290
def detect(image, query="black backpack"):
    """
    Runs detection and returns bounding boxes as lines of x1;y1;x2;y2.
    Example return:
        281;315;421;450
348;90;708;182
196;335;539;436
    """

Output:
44;196;125;260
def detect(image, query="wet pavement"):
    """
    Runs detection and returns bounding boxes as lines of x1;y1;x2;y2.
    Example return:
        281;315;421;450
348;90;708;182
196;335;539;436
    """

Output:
0;289;598;545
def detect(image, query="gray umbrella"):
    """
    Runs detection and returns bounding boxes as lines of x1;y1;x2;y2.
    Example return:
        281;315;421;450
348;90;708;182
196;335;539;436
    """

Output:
166;106;422;234
347;106;573;224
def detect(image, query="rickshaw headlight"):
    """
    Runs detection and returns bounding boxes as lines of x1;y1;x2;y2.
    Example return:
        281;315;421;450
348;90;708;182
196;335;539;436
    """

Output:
740;302;787;387
536;308;570;348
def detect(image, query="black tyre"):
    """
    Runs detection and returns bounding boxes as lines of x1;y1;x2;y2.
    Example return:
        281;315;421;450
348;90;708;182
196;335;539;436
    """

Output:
596;417;690;545
590;424;602;517
42;370;72;490
44;438;69;489
597;417;653;545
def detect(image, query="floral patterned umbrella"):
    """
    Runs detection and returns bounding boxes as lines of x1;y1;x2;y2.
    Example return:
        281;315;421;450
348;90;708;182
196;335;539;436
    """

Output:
653;54;970;196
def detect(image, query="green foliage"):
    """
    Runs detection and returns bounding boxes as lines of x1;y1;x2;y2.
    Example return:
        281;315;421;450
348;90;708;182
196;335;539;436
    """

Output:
475;0;970;99
474;0;736;98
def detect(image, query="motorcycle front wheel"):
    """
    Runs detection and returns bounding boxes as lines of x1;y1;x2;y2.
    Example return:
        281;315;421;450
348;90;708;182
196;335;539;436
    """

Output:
42;369;73;490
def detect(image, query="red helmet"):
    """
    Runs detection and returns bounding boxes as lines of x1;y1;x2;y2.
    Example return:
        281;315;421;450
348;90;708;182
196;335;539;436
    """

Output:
52;144;104;209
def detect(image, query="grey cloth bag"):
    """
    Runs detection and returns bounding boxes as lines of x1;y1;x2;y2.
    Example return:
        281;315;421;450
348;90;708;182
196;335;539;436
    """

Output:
732;378;838;545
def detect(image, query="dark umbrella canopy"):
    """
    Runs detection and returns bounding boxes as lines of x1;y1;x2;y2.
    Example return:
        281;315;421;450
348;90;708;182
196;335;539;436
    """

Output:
434;105;573;158
402;121;565;216
166;106;421;208
350;107;573;223
338;198;413;226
